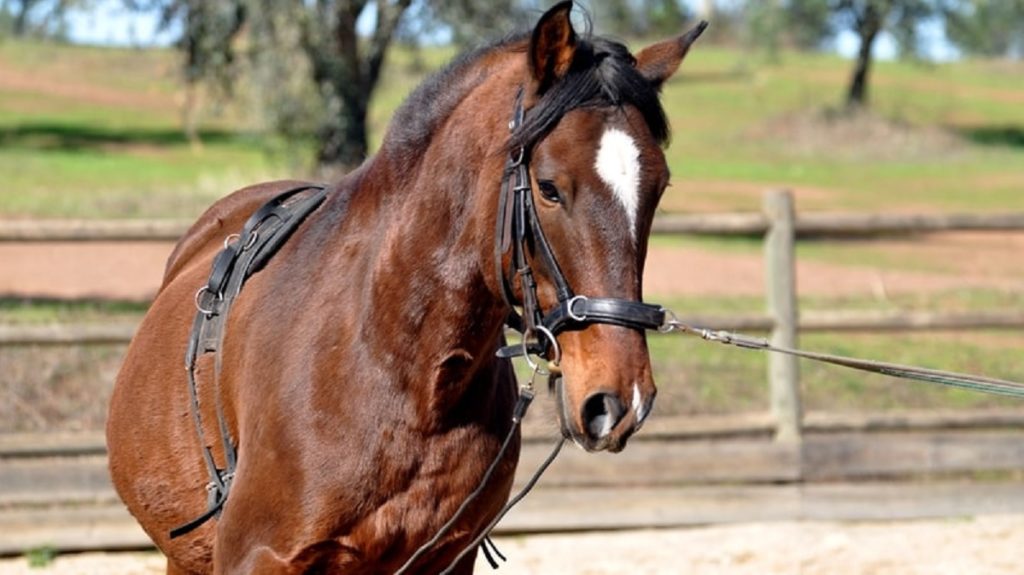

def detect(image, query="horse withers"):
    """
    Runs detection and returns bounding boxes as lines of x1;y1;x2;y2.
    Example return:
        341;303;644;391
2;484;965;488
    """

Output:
107;3;705;572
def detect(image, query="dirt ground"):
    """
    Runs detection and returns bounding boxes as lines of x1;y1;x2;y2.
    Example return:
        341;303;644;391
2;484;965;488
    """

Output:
2;515;1023;574
3;231;1024;301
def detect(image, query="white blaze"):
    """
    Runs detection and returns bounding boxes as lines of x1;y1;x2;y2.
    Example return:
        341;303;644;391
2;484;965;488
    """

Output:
595;128;641;239
632;383;650;425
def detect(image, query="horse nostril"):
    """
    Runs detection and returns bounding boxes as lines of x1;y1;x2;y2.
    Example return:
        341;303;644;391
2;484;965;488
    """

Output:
581;392;626;441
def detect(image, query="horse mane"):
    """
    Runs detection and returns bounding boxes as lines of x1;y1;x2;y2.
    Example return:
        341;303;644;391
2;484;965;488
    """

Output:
383;35;526;165
381;31;670;166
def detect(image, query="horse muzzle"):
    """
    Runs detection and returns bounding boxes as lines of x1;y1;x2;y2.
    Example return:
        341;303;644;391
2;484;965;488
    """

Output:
554;375;654;453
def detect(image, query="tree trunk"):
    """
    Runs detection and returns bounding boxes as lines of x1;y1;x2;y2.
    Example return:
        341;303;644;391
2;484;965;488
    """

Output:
13;0;37;36
315;92;369;174
846;3;885;109
304;0;411;175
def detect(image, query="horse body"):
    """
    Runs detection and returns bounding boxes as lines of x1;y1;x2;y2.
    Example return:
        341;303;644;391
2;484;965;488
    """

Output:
108;3;704;573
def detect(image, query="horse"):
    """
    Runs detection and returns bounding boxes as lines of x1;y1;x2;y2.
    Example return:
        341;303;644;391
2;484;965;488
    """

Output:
106;2;706;572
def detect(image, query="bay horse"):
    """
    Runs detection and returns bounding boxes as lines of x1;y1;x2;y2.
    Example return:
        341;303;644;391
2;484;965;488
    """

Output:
107;3;706;573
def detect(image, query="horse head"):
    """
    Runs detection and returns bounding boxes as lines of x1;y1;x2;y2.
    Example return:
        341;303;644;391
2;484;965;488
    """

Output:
494;2;705;453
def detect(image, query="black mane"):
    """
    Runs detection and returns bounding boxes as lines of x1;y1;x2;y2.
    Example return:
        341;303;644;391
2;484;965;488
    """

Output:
383;32;669;164
383;36;524;164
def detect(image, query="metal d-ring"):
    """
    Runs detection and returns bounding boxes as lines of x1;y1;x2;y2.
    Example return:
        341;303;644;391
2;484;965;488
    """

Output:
194;286;221;316
521;325;562;375
658;308;682;334
243;230;258;251
225;231;258;251
567;295;588;322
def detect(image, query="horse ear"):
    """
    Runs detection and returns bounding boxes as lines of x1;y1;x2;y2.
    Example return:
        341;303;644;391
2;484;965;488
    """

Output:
635;21;708;90
529;1;577;92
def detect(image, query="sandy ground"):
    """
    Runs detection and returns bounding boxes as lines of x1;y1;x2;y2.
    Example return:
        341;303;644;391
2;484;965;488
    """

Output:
2;516;1023;574
3;232;1024;301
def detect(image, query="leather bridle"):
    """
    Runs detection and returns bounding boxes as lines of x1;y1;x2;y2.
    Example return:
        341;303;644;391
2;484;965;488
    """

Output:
494;89;666;363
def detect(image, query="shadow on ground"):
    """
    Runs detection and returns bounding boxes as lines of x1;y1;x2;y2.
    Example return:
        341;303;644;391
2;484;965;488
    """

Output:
954;124;1024;149
0;122;240;151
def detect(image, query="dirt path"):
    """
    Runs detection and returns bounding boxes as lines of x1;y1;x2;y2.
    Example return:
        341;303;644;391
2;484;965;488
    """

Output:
2;515;1022;574
3;232;1023;301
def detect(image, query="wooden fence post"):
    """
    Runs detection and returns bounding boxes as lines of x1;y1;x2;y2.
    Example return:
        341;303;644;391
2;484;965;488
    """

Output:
764;189;803;443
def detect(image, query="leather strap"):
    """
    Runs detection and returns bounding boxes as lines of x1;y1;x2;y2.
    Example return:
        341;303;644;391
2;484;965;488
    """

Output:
172;183;329;539
494;90;665;359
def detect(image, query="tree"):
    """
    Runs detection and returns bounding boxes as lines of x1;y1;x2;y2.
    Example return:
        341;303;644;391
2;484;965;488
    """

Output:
832;1;936;109
1;0;86;38
410;0;533;48
786;0;832;50
578;0;691;38
290;0;414;171
129;0;245;146
143;0;414;173
943;0;1024;59
745;0;832;61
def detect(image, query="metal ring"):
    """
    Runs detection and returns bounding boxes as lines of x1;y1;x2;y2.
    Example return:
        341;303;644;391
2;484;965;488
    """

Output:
223;233;240;249
658;309;681;333
243;231;259;251
194;286;221;316
521;325;562;374
566;295;588;322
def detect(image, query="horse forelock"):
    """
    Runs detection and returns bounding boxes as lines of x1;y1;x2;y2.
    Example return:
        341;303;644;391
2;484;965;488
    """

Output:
511;35;670;155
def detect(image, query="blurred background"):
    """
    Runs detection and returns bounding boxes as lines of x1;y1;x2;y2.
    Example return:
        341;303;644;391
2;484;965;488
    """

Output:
1;1;1023;572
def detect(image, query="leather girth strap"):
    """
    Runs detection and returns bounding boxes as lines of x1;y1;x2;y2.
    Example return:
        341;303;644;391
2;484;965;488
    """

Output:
171;183;328;538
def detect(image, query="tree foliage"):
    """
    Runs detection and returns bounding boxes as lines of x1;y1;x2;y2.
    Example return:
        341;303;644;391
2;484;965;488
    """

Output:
943;0;1024;59
0;0;89;38
404;0;534;48
578;0;691;38
137;0;415;173
746;0;832;57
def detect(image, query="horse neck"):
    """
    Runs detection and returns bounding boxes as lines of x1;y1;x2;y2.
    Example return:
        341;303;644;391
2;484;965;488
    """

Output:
335;73;518;398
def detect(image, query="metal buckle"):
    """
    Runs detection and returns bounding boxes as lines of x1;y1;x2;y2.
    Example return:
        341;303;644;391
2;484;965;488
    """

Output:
566;295;588;322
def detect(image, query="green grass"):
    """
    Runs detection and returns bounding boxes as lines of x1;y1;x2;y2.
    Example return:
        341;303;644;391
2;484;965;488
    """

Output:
0;298;148;324
1;40;1023;218
0;41;284;218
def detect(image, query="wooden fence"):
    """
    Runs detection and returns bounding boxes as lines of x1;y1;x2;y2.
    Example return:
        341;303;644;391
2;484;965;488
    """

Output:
4;190;1024;442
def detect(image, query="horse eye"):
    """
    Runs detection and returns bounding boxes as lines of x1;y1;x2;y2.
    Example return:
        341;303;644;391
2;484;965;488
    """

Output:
537;180;562;204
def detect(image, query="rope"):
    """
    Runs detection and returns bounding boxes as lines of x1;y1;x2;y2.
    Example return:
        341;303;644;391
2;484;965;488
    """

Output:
661;317;1024;400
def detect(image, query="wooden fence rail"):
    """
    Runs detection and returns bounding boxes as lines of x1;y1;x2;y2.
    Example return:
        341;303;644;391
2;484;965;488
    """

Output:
4;191;1024;441
4;310;1024;347
5;211;1024;242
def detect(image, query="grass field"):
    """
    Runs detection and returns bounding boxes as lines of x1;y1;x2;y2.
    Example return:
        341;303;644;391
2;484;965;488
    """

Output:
1;39;1022;218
